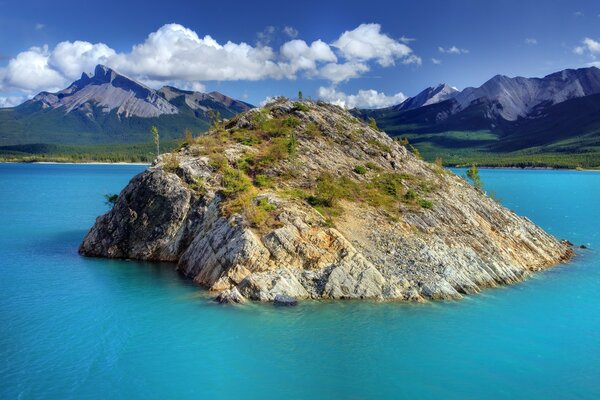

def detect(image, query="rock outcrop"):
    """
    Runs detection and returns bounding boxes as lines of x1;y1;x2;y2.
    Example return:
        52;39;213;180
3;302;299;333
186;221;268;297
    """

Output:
80;99;573;302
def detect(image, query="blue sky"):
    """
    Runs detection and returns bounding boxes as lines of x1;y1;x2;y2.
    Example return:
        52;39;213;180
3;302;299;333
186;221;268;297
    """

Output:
1;0;599;108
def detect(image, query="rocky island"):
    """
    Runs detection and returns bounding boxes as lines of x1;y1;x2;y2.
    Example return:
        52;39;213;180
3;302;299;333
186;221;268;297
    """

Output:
79;99;573;303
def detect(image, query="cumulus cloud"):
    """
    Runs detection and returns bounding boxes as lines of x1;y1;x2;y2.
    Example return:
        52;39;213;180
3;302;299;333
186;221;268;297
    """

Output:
49;40;116;80
318;62;370;83
0;23;420;100
1;45;66;92
431;58;441;65
317;86;406;109
332;23;416;66
35;23;45;30
438;46;469;55
279;39;337;77
524;38;537;45
574;37;600;56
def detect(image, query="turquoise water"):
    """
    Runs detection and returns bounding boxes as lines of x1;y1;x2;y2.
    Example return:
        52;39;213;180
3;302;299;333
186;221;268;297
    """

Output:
1;164;599;399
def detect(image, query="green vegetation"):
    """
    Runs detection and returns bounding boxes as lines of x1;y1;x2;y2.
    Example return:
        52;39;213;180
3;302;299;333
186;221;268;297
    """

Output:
382;128;600;169
162;153;180;173
298;171;434;222
366;139;391;153
466;165;483;190
151;126;160;157
353;165;367;174
293;102;310;112
103;193;118;208
0;140;182;163
409;144;422;160
189;177;206;196
418;199;433;209
368;117;380;131
222;166;253;196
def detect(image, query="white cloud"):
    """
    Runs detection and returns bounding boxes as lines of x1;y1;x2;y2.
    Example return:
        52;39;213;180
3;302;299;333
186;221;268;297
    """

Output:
431;58;441;65
399;36;416;44
257;26;276;45
280;39;337;77
524;38;537;45
0;23;420;99
1;45;66;92
438;46;469;55
283;26;299;38
318;62;370;83
574;11;584;17
35;23;45;30
332;23;415;66
402;54;422;65
317;86;406;109
49;41;116;80
574;37;600;57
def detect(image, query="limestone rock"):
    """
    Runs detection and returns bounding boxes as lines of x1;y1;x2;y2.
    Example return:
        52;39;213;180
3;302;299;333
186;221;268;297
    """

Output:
80;99;573;302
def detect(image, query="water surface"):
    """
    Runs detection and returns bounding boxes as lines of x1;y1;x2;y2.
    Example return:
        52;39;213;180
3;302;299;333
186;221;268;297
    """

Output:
1;164;598;399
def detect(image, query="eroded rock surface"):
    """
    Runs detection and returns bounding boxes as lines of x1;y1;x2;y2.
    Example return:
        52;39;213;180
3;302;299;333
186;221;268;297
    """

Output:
80;99;573;302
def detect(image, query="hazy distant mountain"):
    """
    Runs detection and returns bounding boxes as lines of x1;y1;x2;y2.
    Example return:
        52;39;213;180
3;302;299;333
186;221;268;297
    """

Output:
354;67;600;162
0;65;253;145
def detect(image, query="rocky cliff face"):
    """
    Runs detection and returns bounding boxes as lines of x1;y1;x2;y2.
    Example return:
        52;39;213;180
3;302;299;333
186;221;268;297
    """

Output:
80;99;572;302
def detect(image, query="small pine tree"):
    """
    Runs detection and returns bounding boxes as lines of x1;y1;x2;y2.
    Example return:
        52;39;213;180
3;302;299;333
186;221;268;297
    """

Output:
466;164;483;191
184;128;193;145
209;111;223;131
151;126;159;157
409;145;422;160
368;117;379;131
103;193;118;208
298;90;303;100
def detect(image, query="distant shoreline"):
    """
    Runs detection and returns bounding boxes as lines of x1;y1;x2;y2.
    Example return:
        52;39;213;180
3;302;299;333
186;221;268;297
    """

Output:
1;160;598;170
0;161;150;166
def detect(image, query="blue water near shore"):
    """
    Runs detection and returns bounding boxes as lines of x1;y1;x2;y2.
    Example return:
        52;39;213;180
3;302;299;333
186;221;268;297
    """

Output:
1;164;599;399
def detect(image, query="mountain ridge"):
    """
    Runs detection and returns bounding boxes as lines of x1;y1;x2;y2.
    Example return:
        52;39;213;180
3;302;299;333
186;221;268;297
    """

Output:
0;64;253;146
355;66;600;167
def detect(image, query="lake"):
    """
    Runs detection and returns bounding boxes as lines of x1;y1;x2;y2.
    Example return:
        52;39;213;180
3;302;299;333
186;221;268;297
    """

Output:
1;164;599;399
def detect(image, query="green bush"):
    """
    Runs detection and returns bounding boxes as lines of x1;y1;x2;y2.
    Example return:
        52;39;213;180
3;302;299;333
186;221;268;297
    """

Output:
222;167;253;196
404;189;417;202
353;165;367;174
254;174;273;188
189;177;206;196
103;193;118;208
419;199;433;209
162;153;180;173
293;102;310;112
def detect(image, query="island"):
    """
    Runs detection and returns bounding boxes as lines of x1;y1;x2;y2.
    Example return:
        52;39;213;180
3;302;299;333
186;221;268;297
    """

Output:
80;99;573;303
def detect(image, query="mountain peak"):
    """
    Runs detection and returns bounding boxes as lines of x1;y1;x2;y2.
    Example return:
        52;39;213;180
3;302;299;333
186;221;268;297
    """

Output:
393;82;458;111
93;64;118;83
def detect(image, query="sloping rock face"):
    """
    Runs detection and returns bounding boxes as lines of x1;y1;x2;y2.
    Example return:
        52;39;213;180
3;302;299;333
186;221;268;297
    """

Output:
80;99;572;302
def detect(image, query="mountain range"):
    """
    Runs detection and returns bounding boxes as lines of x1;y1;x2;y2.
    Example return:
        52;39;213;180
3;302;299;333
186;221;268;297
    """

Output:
355;67;600;167
0;64;253;146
